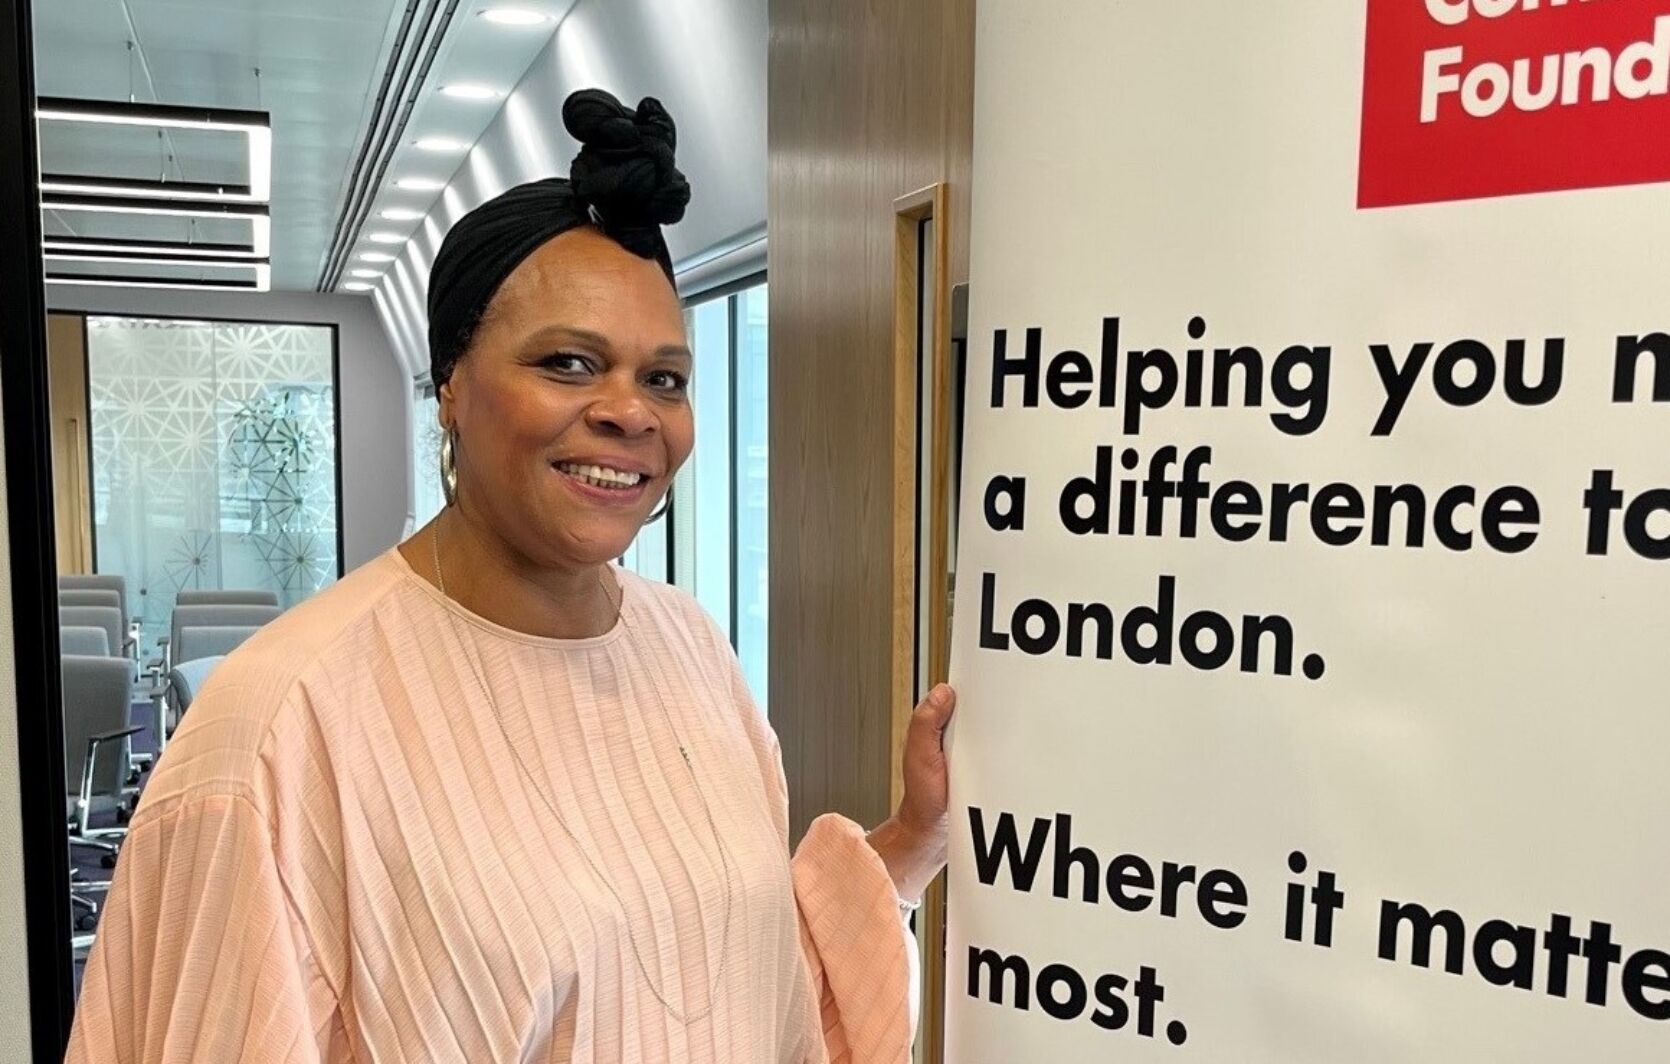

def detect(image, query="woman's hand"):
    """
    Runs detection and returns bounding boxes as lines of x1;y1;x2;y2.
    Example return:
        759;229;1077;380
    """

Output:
867;683;957;902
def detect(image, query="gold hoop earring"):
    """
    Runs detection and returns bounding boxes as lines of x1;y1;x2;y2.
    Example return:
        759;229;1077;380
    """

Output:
440;428;458;507
645;492;670;524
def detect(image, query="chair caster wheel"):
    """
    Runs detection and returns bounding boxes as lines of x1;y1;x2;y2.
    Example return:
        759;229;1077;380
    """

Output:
100;854;117;869
77;912;98;931
117;807;131;824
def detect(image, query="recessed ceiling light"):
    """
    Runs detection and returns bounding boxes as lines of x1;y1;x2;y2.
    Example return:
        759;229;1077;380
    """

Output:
367;232;404;244
396;177;445;192
358;250;396;262
480;7;550;26
351;268;381;278
414;136;468;152
440;83;501;101
344;282;373;292
379;207;424;221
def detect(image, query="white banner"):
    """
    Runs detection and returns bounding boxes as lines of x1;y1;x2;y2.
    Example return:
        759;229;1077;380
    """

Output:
945;3;1670;1061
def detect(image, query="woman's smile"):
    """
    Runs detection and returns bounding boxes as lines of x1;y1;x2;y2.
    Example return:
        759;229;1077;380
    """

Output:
552;457;652;506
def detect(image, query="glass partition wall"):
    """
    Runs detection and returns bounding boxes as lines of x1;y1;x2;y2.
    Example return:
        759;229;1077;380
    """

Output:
85;315;341;654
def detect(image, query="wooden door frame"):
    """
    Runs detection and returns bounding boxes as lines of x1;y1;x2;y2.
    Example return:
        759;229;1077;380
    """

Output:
891;182;953;1061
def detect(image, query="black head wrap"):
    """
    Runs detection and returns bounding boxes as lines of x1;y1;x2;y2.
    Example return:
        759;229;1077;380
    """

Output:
426;88;691;387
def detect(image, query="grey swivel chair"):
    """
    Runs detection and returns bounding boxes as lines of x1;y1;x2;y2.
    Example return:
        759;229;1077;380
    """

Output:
150;604;280;750
167;603;280;661
151;601;281;677
163;628;252;737
60;610;145;779
61;654;140;867
167;655;225;724
175;588;280;608
60;574;129;623
60;574;139;664
59;588;120;611
175;624;260;663
60;625;110;657
59;605;123;661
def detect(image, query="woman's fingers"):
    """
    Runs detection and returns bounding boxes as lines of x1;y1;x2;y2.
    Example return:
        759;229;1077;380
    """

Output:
911;683;956;747
901;684;956;820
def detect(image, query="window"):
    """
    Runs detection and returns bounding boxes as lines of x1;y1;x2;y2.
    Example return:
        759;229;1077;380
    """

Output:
86;315;341;651
413;386;445;529
733;285;769;709
620;277;769;711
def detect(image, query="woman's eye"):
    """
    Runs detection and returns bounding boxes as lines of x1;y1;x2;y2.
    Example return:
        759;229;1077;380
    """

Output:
646;370;690;393
544;353;593;374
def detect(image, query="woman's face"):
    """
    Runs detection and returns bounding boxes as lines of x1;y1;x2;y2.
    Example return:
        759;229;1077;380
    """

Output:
440;226;694;569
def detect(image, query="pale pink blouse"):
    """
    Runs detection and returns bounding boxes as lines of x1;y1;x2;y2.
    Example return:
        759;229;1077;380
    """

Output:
66;550;913;1063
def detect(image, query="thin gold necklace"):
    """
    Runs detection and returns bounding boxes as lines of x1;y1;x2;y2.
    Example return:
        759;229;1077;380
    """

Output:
430;518;737;1023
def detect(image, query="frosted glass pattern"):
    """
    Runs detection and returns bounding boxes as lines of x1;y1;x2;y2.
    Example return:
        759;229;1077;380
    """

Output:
87;316;339;651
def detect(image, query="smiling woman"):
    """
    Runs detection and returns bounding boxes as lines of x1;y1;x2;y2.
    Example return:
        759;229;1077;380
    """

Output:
64;88;956;1064
428;222;696;608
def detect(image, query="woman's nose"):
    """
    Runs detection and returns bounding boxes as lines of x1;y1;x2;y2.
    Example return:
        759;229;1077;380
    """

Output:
584;381;657;437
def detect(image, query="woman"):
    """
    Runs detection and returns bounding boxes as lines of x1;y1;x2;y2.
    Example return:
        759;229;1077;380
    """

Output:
67;90;954;1063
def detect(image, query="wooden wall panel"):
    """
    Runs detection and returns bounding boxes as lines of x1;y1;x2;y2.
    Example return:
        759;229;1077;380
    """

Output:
768;0;974;841
45;313;90;574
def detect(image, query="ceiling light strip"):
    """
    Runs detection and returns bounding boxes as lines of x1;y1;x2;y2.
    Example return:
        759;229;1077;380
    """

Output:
44;251;270;271
35;96;269;132
42;193;269;219
37;97;272;205
46;264;270;293
43;235;261;259
40;173;256;202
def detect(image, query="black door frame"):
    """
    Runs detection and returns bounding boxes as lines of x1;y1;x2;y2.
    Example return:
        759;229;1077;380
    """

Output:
1;0;76;1056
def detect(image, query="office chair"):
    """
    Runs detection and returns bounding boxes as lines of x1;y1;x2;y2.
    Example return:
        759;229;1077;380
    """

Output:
61;654;140;869
157;602;281;675
162;627;249;736
148;603;280;750
60;573;140;668
60;625;110;657
175;588;281;607
59;588;120;610
166;655;225;727
58;605;123;662
60;573;130;624
175;623;260;663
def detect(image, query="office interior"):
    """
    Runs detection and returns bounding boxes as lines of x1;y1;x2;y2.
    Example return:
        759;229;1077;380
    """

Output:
0;0;974;1059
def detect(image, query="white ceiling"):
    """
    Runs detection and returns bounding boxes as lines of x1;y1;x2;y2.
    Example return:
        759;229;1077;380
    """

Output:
317;0;581;292
32;0;574;291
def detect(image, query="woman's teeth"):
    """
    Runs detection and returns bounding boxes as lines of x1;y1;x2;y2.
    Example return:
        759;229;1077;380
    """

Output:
556;461;644;489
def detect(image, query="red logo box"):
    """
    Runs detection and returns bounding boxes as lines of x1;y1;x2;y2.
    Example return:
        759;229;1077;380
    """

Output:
1359;0;1670;208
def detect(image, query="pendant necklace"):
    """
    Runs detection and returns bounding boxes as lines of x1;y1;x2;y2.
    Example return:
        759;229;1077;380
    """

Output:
430;519;737;1024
